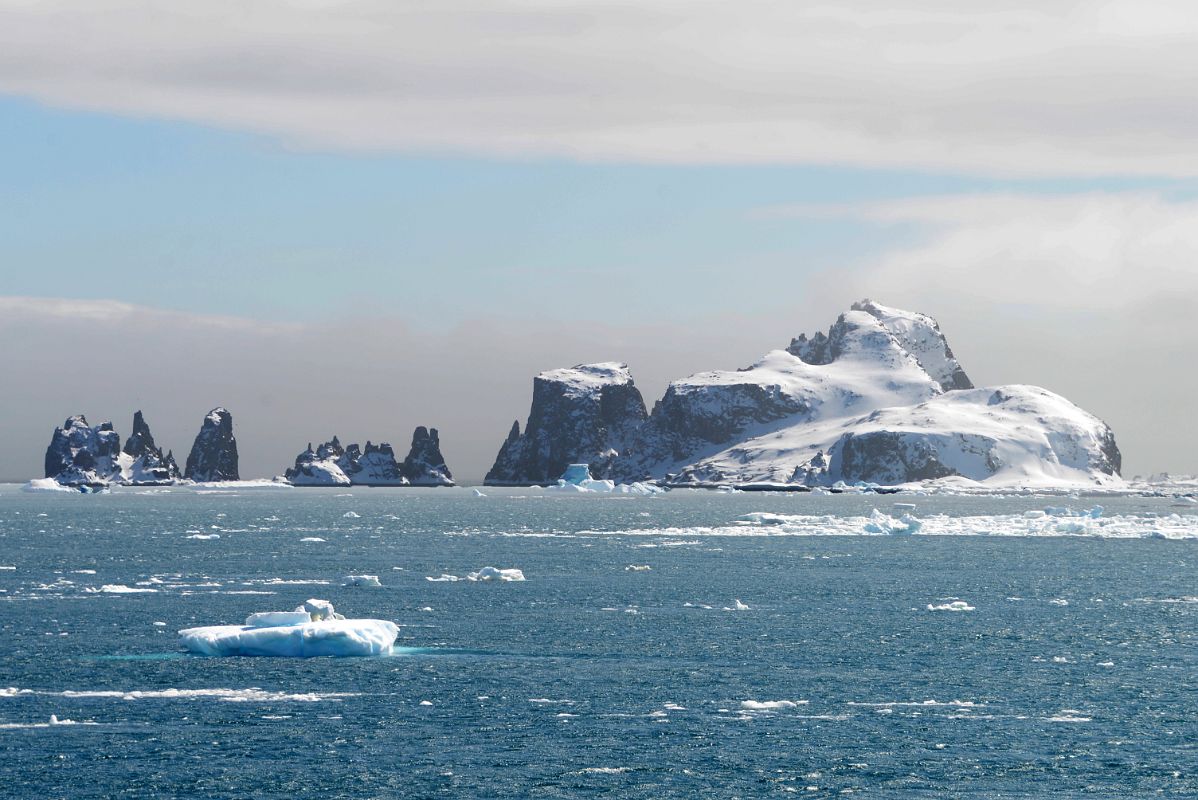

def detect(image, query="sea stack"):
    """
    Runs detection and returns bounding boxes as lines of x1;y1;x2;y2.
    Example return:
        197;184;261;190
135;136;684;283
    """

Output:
401;426;454;486
185;407;239;482
122;410;181;485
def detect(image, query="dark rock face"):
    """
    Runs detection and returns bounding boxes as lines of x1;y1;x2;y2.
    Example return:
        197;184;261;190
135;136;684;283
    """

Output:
614;382;812;482
350;441;407;484
122;411;181;484
44;415;123;485
185;408;239;482
485;363;647;485
402;427;453;485
832;431;960;484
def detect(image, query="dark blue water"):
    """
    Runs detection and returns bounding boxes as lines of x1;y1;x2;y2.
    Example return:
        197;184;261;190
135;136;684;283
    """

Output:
1;486;1196;798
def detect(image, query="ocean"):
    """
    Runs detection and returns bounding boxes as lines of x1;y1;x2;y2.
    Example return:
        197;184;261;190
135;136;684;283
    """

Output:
1;485;1196;798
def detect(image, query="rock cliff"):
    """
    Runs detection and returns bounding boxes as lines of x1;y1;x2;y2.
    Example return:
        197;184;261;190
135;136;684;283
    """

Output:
184;408;239;482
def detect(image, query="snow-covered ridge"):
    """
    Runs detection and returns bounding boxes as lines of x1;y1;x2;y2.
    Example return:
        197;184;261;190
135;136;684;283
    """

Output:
486;300;1122;489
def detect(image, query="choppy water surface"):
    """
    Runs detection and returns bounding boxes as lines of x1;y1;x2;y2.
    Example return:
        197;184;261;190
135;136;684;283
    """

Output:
1;485;1196;798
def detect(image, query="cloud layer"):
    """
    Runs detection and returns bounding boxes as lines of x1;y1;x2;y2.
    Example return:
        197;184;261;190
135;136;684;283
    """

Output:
3;1;1198;175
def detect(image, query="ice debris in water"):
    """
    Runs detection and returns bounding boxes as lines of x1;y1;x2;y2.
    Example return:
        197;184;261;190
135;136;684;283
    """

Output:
342;575;382;588
863;509;922;535
468;567;525;582
425;567;525;582
178;598;397;657
724;599;751;611
927;601;975;612
741;700;806;710
342;511;361;518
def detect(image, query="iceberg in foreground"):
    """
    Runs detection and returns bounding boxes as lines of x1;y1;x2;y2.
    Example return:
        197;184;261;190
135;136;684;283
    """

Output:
178;599;398;657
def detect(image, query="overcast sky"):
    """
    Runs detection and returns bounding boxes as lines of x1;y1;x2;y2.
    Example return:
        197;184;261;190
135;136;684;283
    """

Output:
1;1;1195;481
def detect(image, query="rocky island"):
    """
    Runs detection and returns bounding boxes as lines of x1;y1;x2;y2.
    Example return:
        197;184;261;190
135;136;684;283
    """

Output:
485;300;1122;489
284;426;454;486
43;407;238;487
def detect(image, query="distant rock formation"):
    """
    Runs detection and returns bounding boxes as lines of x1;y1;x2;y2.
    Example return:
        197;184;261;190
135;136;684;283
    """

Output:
286;437;407;486
486;301;1123;489
285;428;453;486
485;362;647;484
401;426;453;486
185;407;239;482
286;437;353;486
121;410;181;485
44;415;123;486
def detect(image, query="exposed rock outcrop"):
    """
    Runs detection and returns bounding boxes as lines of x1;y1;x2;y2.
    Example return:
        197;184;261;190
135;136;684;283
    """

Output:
401;426;453;486
285;437;409;486
185;408;239;482
485;362;647;484
121;410;181;485
44;415;123;486
284;429;453;486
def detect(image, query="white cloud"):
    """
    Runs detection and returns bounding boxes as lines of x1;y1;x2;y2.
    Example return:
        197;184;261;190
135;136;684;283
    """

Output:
3;1;1198;175
778;192;1198;313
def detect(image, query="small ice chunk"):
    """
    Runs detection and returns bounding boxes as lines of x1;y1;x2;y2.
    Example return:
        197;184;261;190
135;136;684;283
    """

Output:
727;599;751;611
472;488;487;497
342;575;382;588
926;601;975;612
343;511;360;518
625;565;652;571
300;537;325;542
741;700;805;710
467;567;525;582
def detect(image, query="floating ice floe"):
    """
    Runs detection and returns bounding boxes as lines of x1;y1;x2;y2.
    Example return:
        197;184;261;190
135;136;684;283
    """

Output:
342;511;361;519
724;599;751;611
87;584;158;594
740;700;807;710
927;601;975;612
178;598;397;657
342;575;382;588
21;478;77;493
625;565;652;571
468;567;525;582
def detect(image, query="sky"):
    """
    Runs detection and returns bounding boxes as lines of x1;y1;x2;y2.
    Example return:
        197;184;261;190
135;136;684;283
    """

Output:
1;0;1196;481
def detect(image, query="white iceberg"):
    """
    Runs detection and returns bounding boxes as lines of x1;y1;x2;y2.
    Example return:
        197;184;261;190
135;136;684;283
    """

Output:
467;567;525;582
342;574;382;587
927;600;975;612
178;599;397;657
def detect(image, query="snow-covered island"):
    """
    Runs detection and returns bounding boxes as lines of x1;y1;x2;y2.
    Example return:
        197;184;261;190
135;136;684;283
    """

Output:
485;300;1123;490
178;599;398;657
284;426;454;486
42;408;234;488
